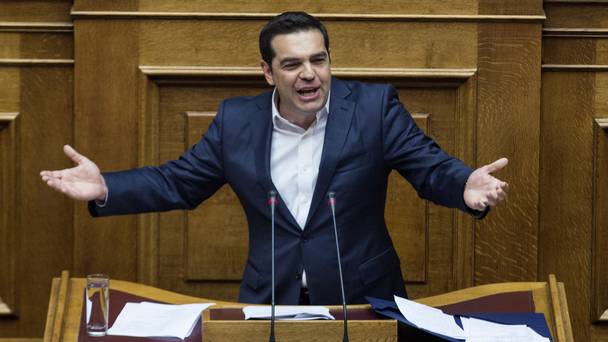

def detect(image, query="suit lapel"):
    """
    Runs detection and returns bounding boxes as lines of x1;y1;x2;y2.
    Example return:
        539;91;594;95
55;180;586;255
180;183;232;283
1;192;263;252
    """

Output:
250;91;301;232
305;78;355;228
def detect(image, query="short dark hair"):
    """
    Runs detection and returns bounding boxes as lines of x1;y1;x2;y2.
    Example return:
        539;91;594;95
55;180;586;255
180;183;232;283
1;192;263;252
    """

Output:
259;12;330;67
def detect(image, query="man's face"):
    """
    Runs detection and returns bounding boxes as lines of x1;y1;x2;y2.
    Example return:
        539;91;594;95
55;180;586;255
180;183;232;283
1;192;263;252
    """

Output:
261;29;331;123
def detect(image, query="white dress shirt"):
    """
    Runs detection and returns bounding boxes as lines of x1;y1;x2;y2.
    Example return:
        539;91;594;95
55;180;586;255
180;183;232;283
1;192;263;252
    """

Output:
270;88;330;288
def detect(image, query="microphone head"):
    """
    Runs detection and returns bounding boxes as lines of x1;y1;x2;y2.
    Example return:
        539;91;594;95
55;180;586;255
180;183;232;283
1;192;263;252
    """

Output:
327;191;336;206
268;190;278;205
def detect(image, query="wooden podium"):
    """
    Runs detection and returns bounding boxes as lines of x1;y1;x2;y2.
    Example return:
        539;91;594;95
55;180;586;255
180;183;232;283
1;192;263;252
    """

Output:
42;271;574;341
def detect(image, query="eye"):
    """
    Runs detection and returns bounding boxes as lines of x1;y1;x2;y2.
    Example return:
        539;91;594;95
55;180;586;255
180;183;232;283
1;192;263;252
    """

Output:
283;63;299;70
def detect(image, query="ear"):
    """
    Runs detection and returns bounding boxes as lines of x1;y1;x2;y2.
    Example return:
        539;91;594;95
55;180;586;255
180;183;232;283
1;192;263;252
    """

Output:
260;60;275;86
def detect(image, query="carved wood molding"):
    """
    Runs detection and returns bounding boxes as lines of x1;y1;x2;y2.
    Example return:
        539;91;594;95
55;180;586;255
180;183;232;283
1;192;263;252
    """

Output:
592;118;608;323
0;22;73;33
139;66;476;82
71;11;545;23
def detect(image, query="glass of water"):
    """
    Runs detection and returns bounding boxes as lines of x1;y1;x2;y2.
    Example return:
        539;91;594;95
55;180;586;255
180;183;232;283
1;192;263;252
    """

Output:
86;274;110;336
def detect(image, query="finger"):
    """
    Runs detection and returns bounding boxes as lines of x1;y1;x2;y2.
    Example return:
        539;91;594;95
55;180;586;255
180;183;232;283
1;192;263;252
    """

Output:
483;157;508;174
63;144;86;165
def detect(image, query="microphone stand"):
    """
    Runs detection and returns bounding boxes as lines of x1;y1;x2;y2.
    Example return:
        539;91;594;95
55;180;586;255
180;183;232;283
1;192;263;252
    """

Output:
268;190;277;342
328;192;349;342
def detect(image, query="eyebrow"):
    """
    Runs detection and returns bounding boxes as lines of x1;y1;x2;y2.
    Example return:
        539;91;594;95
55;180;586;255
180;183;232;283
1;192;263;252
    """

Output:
279;51;328;66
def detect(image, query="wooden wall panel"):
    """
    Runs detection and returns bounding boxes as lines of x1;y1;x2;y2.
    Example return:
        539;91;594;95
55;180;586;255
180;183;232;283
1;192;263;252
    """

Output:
137;20;478;69
0;1;71;22
0;0;557;338
541;70;595;342
593;118;608;323
73;0;480;15
72;20;139;281
0;112;20;317
475;23;541;284
542;1;608;340
0;1;74;338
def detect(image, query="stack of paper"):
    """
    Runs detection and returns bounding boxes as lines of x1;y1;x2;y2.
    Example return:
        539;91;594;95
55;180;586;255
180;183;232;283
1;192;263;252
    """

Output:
107;302;214;340
243;306;334;320
393;295;550;342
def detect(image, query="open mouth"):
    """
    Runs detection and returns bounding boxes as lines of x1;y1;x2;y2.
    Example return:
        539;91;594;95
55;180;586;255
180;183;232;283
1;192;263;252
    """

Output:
296;87;320;100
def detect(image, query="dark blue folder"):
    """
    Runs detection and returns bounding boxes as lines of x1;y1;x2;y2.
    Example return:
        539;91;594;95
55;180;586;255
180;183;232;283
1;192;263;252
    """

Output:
366;296;552;341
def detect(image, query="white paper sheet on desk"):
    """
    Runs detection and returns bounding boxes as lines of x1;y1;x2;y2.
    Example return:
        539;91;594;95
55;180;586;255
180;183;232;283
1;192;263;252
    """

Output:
462;317;550;342
107;301;214;340
243;306;334;320
394;295;467;339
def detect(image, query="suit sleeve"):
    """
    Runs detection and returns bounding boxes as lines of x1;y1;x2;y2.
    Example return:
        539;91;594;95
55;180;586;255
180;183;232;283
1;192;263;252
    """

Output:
89;101;228;217
380;85;487;218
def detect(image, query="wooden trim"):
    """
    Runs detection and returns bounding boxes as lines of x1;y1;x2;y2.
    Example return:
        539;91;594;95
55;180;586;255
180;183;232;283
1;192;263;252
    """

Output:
557;282;575;341
139;66;477;79
544;28;608;38
549;274;568;342
595;118;608;129
136;73;160;286
46;271;70;342
52;271;71;342
0;113;19;123
592;118;608;323
0;298;10;314
542;64;608;71
71;11;545;22
0;112;19;317
0;59;74;66
0;22;73;33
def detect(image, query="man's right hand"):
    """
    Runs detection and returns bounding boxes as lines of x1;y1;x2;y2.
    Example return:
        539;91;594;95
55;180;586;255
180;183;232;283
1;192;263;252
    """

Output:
40;145;108;202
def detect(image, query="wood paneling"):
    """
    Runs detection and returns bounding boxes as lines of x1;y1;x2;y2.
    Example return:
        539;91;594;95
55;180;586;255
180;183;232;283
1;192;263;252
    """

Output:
541;1;608;340
0;1;74;338
132;69;477;301
475;23;541;284
2;0;580;339
72;19;139;281
0;112;19;317
593;118;608;322
0;1;72;23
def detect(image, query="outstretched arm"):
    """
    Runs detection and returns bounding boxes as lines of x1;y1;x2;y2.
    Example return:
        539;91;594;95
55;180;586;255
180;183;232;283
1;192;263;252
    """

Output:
40;145;108;202
463;158;509;211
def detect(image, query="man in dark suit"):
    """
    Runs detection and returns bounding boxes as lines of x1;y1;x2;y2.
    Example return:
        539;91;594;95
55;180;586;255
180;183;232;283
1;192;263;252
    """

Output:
41;12;508;305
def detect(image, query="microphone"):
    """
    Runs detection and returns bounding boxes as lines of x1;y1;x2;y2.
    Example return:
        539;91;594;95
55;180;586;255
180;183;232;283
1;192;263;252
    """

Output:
267;190;278;342
328;191;349;342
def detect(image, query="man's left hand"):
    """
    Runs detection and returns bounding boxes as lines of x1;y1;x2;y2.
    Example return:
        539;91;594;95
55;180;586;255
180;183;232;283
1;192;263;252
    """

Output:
464;158;509;211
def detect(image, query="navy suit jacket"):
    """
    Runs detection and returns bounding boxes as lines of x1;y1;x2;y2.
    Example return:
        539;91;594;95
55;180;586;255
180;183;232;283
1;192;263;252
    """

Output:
90;77;482;305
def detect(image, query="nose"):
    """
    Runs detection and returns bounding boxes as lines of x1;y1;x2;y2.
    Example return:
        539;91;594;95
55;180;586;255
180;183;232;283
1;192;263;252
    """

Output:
299;63;315;81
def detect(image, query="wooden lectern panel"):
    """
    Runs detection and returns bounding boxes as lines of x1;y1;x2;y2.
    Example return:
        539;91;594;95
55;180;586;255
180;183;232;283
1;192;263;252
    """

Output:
42;271;574;342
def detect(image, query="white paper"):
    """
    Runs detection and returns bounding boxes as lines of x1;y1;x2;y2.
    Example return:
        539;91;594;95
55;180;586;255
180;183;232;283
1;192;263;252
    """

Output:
243;305;334;320
107;301;214;340
394;295;467;339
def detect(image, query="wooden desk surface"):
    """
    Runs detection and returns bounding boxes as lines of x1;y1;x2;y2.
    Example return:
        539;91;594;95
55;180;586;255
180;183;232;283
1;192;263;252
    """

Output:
42;271;573;342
